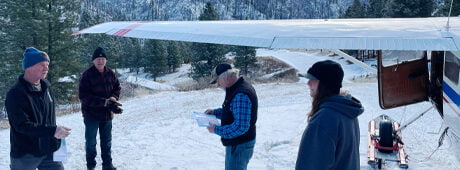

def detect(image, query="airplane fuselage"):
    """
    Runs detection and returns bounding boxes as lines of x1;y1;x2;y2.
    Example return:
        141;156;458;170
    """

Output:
442;51;460;161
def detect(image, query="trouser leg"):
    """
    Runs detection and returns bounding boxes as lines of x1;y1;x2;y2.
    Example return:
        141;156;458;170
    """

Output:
225;140;255;170
99;120;113;167
37;154;64;170
10;154;45;170
84;116;99;168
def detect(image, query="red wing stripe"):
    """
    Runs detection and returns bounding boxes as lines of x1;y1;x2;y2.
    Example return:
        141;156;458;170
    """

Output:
113;22;150;36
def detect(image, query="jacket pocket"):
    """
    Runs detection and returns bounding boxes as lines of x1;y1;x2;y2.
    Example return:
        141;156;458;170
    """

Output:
38;137;60;154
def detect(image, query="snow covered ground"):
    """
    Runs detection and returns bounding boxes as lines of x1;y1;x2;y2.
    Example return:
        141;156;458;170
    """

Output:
0;49;458;169
125;76;177;91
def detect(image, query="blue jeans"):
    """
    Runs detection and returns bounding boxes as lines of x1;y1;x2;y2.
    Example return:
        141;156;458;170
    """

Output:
10;154;64;170
225;139;255;170
84;116;113;168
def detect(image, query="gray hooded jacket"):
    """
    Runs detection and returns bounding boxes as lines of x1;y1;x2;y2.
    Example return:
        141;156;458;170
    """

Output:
296;94;364;170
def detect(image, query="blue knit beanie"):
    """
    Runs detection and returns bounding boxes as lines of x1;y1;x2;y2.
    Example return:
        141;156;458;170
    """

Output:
22;47;50;70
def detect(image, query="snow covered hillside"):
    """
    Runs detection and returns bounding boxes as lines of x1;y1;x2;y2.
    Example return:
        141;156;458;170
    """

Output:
256;49;372;83
0;50;458;169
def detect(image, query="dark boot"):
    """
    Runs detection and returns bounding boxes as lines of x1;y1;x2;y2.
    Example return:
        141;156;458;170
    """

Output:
87;168;95;170
102;165;116;170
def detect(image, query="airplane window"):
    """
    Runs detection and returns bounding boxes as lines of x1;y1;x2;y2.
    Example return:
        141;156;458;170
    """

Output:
381;50;424;67
445;51;460;84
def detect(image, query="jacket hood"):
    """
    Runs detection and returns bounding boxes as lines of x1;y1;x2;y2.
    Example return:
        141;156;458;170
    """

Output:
319;94;364;119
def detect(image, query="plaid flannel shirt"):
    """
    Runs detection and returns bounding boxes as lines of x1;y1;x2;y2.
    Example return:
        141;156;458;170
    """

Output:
214;93;252;139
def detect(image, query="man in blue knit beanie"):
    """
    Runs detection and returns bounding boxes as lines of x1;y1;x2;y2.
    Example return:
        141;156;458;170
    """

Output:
6;47;71;170
22;47;50;70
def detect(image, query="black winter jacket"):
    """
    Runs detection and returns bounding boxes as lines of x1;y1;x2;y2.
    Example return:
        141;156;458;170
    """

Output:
6;75;60;158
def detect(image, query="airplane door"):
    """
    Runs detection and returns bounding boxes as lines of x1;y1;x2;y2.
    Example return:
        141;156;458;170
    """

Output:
430;51;444;116
378;50;429;109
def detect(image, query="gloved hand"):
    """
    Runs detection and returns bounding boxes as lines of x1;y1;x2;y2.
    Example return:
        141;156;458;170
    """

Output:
107;100;123;114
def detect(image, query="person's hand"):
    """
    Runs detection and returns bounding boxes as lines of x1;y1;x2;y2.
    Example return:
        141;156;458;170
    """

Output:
207;123;216;133
108;102;123;114
54;126;71;139
204;109;214;115
104;97;117;107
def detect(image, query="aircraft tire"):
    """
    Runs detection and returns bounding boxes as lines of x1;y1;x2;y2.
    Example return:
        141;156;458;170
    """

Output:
378;119;394;153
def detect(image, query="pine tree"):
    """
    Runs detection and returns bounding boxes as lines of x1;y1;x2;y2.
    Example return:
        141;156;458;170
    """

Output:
78;6;124;69
199;2;219;21
190;2;228;79
341;0;365;18
149;0;161;20
167;42;182;73
179;42;193;64
438;0;460;16
390;0;434;18
366;0;392;18
234;46;257;76
102;37;123;69
1;0;83;104
0;0;20;110
45;0;83;104
0;30;22;111
121;38;143;74
144;40;168;81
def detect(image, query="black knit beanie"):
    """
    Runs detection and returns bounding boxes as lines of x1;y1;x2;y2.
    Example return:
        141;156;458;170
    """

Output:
306;60;344;94
92;47;107;60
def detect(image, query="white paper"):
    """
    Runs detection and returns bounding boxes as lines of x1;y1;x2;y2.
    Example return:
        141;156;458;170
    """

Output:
191;112;220;127
53;138;68;162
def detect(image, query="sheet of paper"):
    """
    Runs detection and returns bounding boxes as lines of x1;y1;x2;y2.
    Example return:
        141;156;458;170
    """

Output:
191;112;220;127
53;138;68;162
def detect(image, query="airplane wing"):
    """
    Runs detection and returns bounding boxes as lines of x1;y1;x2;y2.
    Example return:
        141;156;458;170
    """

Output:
73;17;460;51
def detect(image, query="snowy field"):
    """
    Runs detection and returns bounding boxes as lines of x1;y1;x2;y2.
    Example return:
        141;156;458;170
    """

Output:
0;49;459;169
